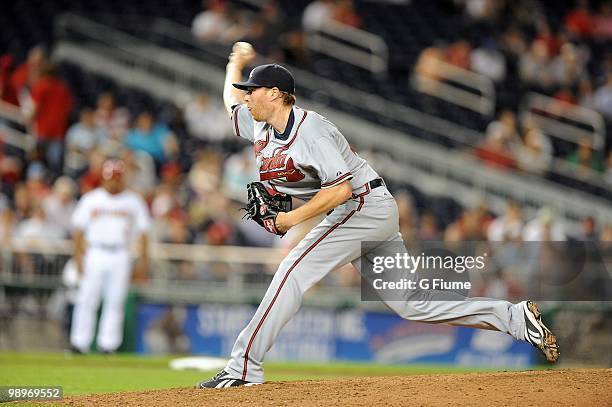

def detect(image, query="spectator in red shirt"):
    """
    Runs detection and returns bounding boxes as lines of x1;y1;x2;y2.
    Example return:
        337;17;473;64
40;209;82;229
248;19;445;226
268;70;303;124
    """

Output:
331;0;362;28
564;0;595;38
594;2;612;38
0;55;18;106
0;140;23;188
473;124;516;170
534;20;563;57
29;63;73;176
78;148;106;194
445;40;472;70
10;46;46;106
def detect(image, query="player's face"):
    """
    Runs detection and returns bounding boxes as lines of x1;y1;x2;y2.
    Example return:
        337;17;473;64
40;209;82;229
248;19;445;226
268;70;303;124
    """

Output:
244;87;269;122
103;177;125;194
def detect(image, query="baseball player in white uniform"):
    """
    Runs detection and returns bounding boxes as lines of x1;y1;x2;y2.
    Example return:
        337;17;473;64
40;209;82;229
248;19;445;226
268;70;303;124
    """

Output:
70;159;151;354
197;43;559;388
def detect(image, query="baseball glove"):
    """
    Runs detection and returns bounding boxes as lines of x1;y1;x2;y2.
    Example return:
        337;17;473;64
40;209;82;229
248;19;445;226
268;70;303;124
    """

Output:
245;182;292;235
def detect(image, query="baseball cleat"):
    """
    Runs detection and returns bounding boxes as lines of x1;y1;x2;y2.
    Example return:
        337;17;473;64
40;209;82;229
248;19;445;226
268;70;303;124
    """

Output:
522;301;560;363
69;345;86;355
196;370;259;389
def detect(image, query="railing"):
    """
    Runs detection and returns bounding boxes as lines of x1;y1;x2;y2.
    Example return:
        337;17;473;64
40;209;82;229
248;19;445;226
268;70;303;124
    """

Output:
2;239;611;305
520;92;606;151
412;60;495;115
54;14;486;146
7;239;285;264
210;0;389;76
2;240;610;363
0;101;37;155
140;15;607;196
0;124;36;154
0;101;25;125
0;239;362;307
305;20;389;77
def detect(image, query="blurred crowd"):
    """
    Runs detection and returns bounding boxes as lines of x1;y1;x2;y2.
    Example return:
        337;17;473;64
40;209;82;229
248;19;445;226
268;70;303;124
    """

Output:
0;45;278;258
190;0;363;66
0;1;610;292
393;192;611;298
415;0;612;179
395;191;611;244
474;109;612;180
193;0;612;181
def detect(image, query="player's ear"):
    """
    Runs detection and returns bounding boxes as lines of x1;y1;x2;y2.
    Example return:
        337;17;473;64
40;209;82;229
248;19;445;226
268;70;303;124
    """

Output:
269;87;281;101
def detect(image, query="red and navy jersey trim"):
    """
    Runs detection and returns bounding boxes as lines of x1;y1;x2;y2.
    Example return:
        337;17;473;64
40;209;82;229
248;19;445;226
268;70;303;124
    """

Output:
270;110;308;156
321;171;352;188
232;105;241;138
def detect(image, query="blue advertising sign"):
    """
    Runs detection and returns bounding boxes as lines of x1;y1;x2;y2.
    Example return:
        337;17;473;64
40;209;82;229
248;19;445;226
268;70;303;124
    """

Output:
136;302;534;367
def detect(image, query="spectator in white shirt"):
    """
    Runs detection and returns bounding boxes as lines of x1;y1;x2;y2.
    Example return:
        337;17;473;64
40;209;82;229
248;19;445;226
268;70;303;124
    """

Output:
65;108;106;176
184;91;232;143
93;92;130;139
14;204;66;242
523;207;566;241
594;72;612;119
41;176;77;235
303;0;333;31
66;108;105;153
487;201;524;241
470;39;506;82
192;0;249;44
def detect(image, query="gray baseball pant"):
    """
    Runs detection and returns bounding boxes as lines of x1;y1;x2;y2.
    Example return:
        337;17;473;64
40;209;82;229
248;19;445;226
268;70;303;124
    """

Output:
225;187;526;383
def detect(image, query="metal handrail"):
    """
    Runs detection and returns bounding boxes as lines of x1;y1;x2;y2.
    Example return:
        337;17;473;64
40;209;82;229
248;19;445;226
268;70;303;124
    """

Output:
65;14;483;145
0;238;366;309
8;239;285;264
412;60;495;115
0;101;25;125
520;92;606;151
305;20;388;76
0;101;37;154
0;124;36;153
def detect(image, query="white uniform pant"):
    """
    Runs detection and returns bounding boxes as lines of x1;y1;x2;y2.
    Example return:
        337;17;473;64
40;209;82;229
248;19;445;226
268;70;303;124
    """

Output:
225;187;526;383
70;247;131;352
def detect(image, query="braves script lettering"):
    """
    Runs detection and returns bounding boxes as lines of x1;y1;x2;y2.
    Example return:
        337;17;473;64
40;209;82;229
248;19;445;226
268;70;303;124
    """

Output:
259;151;305;182
91;208;133;219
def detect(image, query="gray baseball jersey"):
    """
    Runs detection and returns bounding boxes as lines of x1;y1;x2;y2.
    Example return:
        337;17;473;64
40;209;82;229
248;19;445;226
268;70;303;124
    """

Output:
232;104;378;199
225;104;527;383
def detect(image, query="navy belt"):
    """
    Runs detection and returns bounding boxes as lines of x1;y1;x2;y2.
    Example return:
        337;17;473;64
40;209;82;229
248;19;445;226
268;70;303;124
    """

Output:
368;178;384;190
351;177;385;199
328;178;385;216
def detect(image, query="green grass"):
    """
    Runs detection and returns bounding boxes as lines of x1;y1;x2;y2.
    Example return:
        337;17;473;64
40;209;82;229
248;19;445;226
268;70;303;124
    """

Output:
0;351;514;396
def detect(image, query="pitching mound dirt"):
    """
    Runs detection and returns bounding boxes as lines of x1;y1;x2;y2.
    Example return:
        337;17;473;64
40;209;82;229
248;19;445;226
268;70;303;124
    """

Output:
56;368;611;406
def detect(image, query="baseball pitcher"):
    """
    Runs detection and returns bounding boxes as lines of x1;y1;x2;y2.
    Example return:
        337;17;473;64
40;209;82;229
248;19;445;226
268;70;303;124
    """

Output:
197;43;559;388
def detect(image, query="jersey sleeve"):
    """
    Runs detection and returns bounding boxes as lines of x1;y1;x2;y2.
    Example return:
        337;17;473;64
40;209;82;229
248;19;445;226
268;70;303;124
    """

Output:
71;195;91;230
308;135;353;189
230;104;255;142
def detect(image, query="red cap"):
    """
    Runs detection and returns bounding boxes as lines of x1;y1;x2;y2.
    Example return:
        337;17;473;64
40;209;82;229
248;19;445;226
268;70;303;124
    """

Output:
101;159;126;180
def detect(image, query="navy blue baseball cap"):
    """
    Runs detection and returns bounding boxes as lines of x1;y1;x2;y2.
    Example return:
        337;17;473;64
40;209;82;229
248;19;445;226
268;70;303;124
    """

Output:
233;64;295;94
